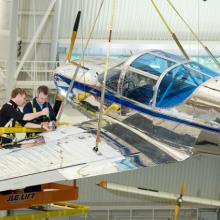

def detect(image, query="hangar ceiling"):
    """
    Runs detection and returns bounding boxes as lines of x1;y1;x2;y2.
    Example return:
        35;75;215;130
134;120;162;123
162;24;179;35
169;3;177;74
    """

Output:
1;0;220;61
18;0;220;41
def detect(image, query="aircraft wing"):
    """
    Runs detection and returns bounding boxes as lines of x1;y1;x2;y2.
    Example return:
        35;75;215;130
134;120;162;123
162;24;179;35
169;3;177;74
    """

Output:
0;118;192;191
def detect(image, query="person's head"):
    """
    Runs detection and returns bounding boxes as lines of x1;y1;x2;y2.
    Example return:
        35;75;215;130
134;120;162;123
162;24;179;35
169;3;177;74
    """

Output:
11;88;27;106
36;85;49;104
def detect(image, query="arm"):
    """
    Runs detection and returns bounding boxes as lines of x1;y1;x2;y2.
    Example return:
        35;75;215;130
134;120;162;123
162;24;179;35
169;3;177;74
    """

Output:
24;122;42;129
23;108;49;121
24;122;52;131
23;102;49;121
48;103;56;121
23;111;43;121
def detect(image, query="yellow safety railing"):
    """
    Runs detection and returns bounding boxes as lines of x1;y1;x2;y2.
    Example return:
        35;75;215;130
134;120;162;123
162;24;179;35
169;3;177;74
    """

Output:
0;122;73;134
0;203;88;220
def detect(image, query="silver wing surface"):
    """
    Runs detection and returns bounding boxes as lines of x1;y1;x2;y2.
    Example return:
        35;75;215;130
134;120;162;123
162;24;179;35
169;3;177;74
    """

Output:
0;118;192;191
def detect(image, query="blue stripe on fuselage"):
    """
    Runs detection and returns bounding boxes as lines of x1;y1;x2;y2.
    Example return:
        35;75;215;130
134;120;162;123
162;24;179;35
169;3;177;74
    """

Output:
55;74;220;133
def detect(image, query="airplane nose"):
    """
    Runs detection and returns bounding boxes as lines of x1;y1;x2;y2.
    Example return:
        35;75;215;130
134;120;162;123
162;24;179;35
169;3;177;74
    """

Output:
189;76;220;109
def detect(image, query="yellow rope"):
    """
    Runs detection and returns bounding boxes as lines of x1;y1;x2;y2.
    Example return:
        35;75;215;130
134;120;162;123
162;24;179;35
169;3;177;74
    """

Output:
95;0;115;148
150;0;189;60
150;0;173;34
166;0;220;69
167;0;200;42
57;0;105;121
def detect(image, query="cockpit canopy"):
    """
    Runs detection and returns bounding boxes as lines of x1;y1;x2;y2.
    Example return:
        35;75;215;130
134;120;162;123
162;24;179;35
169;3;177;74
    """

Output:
130;52;176;76
99;50;220;108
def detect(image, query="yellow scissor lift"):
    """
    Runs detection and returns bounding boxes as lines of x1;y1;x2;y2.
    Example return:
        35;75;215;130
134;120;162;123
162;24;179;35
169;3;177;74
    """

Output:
0;126;88;219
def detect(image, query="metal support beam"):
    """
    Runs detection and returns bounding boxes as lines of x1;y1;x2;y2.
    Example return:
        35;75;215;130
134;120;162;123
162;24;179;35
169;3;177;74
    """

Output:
6;0;19;100
50;0;62;63
217;210;220;220
14;0;56;80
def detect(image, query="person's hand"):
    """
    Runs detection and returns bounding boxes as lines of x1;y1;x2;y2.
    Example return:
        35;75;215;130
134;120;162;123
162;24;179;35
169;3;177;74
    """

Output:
41;122;53;132
41;107;49;116
48;121;57;130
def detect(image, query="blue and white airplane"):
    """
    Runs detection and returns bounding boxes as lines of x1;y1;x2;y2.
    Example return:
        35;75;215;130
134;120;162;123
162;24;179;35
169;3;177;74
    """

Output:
53;49;220;156
2;40;220;202
0;49;219;205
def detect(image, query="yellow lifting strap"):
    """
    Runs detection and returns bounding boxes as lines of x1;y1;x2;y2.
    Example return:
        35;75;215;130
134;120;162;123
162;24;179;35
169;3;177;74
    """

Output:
57;1;104;121
150;0;190;60
0;203;88;220
0;122;73;134
166;0;220;69
0;127;43;134
151;0;173;34
66;11;81;62
95;0;116;149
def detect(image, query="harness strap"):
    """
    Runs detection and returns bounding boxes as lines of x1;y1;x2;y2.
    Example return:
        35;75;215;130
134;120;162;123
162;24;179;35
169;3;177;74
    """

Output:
30;100;37;113
30;100;50;120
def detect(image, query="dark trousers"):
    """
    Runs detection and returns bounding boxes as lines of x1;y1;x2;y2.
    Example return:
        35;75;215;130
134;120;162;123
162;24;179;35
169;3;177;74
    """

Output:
0;137;13;145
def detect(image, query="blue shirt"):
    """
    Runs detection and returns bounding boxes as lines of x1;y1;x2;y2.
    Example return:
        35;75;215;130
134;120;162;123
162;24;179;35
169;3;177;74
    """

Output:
23;97;56;122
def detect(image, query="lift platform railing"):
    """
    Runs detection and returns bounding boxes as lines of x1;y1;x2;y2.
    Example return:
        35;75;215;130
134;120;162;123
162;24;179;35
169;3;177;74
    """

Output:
0;182;79;211
0;205;88;220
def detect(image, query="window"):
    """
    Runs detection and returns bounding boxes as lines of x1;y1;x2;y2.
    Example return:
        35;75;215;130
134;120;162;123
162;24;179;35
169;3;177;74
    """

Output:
98;68;121;92
156;64;210;108
122;71;156;105
151;50;184;63
186;61;219;77
131;53;175;76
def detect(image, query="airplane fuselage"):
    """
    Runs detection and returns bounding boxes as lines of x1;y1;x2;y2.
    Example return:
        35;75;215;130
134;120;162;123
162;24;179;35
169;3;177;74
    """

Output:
54;50;220;155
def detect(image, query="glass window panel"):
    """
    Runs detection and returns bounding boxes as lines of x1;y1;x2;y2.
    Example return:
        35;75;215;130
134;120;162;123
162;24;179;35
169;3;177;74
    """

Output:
186;61;219;77
156;65;210;108
98;68;121;92
122;71;156;105
131;53;175;76
151;50;184;62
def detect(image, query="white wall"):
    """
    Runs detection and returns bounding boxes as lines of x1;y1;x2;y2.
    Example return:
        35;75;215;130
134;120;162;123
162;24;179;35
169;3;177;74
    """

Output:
0;31;9;60
0;0;11;60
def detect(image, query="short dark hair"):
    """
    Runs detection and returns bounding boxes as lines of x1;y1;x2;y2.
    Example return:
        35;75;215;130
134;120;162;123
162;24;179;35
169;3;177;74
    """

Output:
11;88;26;98
37;85;48;95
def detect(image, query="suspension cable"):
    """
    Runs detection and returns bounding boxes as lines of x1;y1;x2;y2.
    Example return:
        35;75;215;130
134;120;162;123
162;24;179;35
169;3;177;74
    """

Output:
57;0;105;121
166;0;220;69
150;0;190;60
94;0;115;152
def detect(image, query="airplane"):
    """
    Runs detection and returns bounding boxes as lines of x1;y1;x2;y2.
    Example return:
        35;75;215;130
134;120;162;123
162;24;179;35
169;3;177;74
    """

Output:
0;2;220;214
53;49;220;157
3;49;219;210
